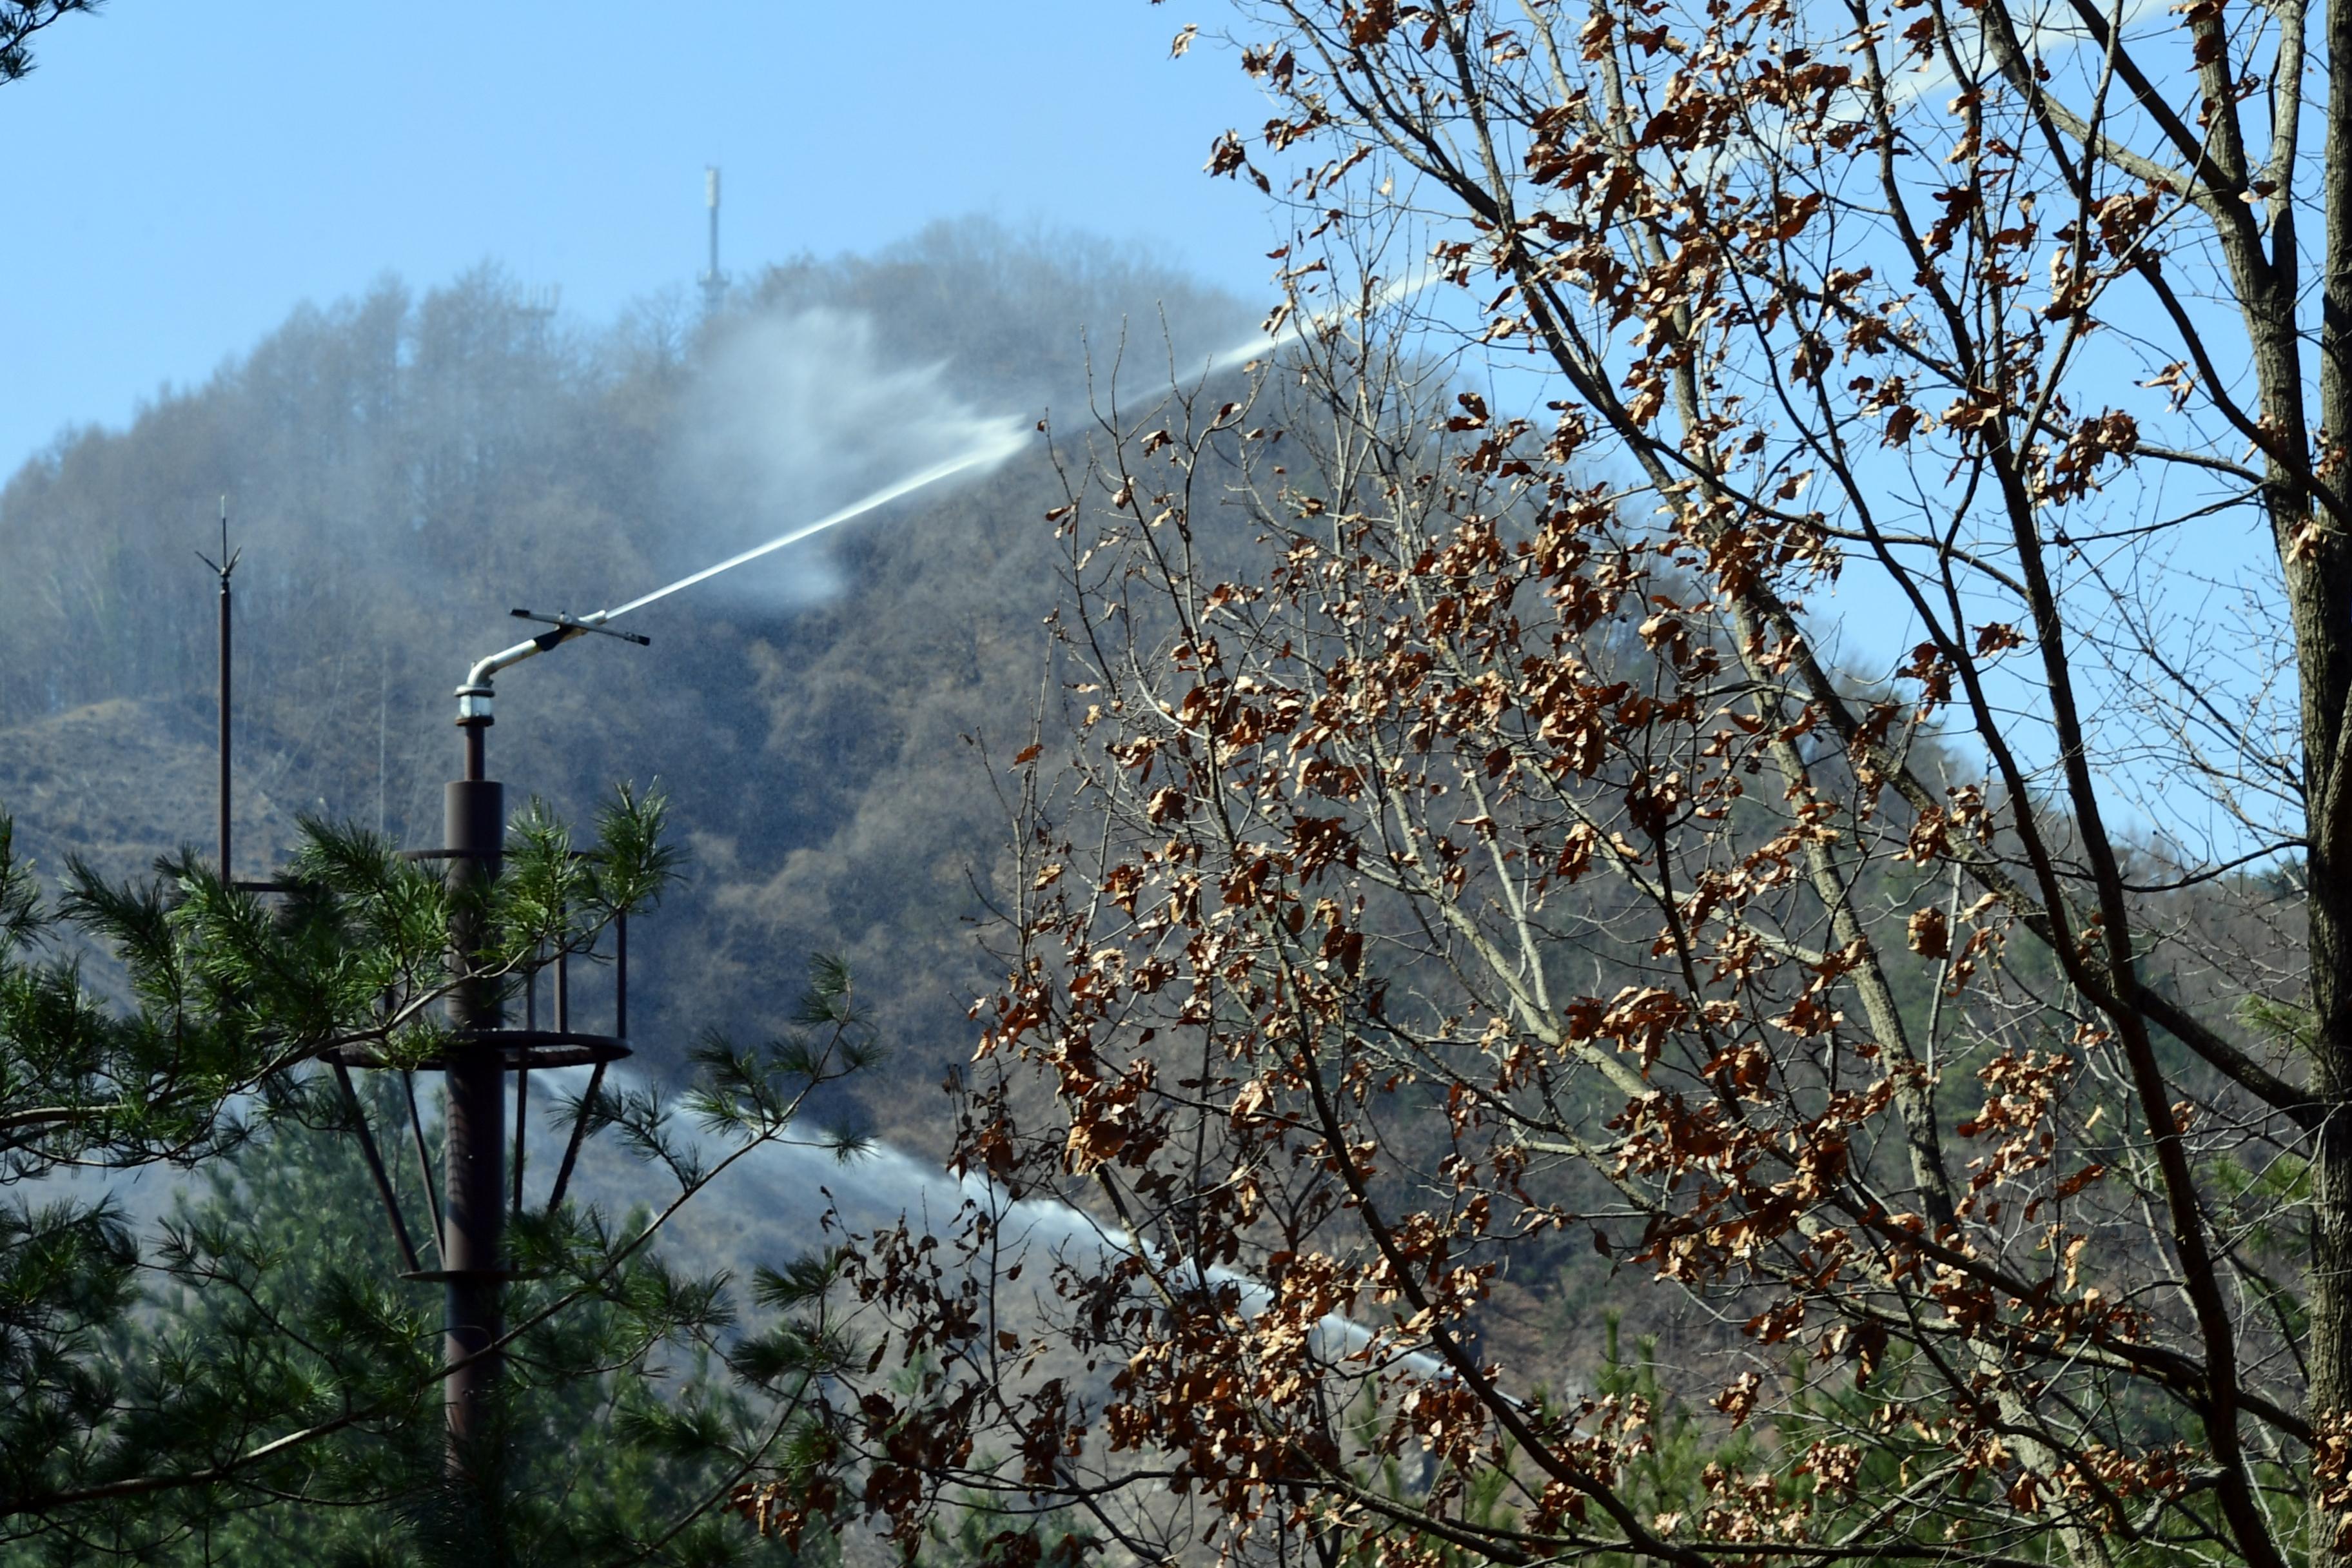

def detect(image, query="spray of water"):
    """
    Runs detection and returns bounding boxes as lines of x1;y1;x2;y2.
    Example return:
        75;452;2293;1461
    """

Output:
537;1063;1442;1382
600;432;1026;621
436;266;1494;1391
579;268;1446;624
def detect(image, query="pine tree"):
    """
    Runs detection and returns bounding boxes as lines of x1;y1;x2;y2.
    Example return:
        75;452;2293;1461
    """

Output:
0;800;870;1563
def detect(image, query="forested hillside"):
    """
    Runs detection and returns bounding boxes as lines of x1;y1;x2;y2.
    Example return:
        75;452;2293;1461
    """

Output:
0;220;1248;1149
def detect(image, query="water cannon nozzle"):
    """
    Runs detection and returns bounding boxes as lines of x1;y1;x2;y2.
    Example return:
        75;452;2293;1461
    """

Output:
509;607;651;647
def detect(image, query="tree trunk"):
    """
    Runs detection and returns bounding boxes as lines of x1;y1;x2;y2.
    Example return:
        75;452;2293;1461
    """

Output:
2307;0;2352;1554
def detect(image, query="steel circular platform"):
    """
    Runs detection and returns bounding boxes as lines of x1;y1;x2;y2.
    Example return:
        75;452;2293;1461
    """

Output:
321;1029;632;1073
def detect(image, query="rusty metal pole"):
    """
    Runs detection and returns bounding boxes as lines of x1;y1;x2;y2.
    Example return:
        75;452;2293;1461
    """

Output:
443;710;505;1489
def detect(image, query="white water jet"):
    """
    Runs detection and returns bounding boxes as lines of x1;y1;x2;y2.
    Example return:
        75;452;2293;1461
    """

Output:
603;433;1025;622
474;257;1451;645
600;308;1030;620
583;270;1445;623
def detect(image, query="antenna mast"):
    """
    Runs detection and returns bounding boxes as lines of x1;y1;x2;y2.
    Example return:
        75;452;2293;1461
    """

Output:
700;166;727;315
197;498;240;877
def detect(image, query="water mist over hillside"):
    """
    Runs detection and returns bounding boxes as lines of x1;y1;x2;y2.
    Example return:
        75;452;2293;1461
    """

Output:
665;308;1031;613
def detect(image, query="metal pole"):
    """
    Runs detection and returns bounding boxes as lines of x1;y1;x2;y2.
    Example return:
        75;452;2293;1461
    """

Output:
462;721;487;789
219;568;231;877
442;715;505;1488
404;1070;445;1255
206;498;236;879
514;963;534;1215
333;1063;421;1275
702;166;723;314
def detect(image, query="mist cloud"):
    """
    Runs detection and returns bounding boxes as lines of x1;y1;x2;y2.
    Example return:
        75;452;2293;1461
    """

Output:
667;308;1026;609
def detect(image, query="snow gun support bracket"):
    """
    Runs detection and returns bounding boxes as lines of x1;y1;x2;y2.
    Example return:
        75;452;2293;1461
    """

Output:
321;608;654;1475
434;609;652;1468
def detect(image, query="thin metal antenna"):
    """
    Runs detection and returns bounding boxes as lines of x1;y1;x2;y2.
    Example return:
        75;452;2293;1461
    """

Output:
195;497;241;878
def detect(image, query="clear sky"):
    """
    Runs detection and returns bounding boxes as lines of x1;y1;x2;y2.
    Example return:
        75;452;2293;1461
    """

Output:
1;2;1282;475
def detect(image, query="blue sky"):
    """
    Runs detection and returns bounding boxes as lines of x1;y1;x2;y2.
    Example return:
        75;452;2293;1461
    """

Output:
1;1;1281;474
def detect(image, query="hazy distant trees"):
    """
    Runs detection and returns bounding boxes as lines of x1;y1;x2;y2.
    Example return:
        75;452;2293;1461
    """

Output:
0;226;1250;1120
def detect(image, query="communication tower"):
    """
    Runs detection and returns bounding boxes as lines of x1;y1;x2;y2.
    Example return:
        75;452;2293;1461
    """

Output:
700;166;727;315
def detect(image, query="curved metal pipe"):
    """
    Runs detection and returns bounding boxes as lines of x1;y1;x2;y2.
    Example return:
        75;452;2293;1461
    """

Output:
453;619;600;723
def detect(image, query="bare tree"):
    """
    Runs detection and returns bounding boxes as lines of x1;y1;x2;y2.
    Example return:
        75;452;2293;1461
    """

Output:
730;1;2352;1563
